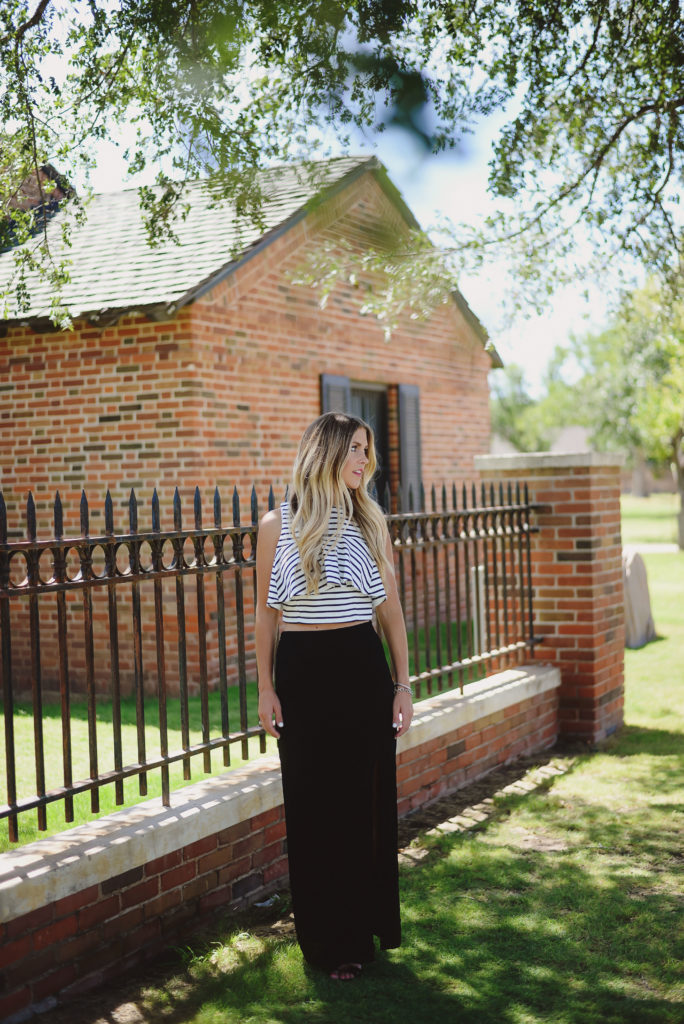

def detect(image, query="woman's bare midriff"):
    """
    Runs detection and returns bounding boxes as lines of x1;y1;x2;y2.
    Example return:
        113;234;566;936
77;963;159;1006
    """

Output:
279;619;369;632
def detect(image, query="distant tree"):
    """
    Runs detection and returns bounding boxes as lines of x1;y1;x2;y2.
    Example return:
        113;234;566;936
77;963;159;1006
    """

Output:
2;0;683;325
560;283;684;547
490;353;584;454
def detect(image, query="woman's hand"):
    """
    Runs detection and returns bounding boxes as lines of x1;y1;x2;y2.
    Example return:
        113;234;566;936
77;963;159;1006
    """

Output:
258;686;284;739
392;690;413;738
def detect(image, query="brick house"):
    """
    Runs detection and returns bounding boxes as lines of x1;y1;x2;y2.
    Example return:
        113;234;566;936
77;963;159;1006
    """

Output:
1;155;493;519
0;155;494;695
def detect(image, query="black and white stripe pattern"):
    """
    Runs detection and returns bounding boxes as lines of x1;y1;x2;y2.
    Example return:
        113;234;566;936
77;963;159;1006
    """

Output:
267;502;386;623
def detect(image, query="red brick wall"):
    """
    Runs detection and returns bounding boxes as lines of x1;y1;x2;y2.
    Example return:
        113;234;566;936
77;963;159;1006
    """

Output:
396;682;558;816
0;805;288;1019
478;454;625;743
182;171;491;499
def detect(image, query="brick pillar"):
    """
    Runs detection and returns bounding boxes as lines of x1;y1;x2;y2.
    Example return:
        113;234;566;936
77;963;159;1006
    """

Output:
475;453;625;743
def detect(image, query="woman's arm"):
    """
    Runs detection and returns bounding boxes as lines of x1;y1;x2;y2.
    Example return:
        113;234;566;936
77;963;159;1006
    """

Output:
376;529;413;737
255;508;284;738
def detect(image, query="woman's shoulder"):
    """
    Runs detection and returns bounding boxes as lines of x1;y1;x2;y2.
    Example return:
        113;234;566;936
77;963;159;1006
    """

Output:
259;506;283;542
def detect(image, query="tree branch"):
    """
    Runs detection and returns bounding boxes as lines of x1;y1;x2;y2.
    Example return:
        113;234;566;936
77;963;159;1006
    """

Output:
479;95;684;249
0;0;52;49
564;2;607;89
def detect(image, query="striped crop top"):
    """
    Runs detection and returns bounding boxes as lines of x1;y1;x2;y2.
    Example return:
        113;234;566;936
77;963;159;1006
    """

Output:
266;502;387;624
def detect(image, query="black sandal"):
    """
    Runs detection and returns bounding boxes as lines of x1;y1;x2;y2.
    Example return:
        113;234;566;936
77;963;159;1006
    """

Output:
330;962;362;980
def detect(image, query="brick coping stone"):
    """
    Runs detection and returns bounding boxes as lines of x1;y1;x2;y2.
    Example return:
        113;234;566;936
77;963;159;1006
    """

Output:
0;663;560;926
475;452;625;471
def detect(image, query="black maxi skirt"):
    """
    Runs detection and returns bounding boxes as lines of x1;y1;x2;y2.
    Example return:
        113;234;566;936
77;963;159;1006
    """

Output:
275;620;401;971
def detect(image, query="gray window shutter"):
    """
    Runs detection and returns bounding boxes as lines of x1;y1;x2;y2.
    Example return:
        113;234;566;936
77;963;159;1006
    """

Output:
320;374;351;413
398;383;421;509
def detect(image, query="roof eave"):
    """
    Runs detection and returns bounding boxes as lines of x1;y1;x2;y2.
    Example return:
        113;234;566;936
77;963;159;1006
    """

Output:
451;289;489;344
1;301;176;332
485;342;504;368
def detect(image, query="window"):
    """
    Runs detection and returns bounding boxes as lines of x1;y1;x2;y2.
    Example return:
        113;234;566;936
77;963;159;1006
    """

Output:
321;374;421;509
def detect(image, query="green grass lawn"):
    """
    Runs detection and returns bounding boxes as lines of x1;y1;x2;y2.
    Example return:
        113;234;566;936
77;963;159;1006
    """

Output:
0;685;279;851
59;544;683;1024
620;492;680;545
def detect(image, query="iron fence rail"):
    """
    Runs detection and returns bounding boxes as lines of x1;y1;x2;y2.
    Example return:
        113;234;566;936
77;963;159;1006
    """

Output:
0;480;540;843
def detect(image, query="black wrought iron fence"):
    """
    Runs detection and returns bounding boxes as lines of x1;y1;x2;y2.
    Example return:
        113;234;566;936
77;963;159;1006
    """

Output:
387;480;539;698
0;480;540;843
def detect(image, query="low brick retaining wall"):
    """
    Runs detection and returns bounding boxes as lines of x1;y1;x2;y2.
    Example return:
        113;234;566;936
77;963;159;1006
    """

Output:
0;663;559;1022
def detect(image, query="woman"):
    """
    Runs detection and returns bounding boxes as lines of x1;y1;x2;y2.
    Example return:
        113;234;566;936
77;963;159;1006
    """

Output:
255;412;413;981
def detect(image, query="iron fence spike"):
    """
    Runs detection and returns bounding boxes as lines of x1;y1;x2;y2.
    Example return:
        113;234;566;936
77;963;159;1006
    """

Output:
80;490;89;537
268;485;275;511
0;491;6;544
151;488;160;532
128;489;138;533
232;485;240;526
54;491;64;540
251;485;258;524
104;490;113;536
27;491;37;542
194;486;202;529
173;487;182;530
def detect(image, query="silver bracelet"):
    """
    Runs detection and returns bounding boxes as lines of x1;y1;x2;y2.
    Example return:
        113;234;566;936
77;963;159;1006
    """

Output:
394;683;412;696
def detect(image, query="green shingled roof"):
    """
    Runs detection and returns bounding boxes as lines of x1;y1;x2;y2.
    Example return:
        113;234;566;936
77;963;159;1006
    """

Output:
0;156;378;325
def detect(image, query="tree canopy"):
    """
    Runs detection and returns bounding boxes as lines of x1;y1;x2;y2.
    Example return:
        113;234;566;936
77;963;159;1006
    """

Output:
489;357;583;454
565;284;684;475
494;282;684;546
1;0;683;324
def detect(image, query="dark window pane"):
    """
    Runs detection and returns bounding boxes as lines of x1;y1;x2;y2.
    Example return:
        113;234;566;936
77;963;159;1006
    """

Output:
351;387;389;508
320;373;351;412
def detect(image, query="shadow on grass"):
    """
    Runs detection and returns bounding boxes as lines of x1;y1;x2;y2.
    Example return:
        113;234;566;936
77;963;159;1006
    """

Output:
400;786;681;1023
48;734;683;1024
125;845;681;1024
626;632;668;648
610;723;684;757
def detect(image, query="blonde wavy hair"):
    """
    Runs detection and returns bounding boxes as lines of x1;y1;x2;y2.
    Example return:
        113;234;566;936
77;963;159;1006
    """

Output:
289;412;393;594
